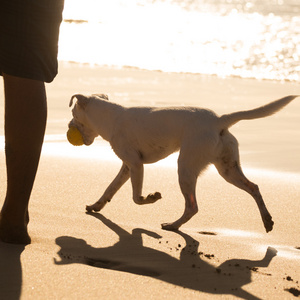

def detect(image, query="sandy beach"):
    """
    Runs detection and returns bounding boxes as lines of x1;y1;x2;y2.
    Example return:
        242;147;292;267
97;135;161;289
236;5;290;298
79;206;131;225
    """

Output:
0;63;299;299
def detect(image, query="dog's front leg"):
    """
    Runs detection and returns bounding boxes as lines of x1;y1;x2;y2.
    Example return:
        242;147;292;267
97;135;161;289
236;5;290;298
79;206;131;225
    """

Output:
86;163;130;212
130;162;161;205
162;192;198;231
161;167;198;231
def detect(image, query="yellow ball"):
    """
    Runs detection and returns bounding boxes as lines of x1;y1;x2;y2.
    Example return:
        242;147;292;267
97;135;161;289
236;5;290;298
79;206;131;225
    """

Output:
67;126;84;146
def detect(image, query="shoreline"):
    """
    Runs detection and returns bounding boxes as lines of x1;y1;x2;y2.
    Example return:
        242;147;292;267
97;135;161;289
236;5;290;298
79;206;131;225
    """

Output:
60;60;300;85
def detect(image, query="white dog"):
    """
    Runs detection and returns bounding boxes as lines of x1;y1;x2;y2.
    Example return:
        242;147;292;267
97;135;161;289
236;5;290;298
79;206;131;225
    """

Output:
68;94;298;232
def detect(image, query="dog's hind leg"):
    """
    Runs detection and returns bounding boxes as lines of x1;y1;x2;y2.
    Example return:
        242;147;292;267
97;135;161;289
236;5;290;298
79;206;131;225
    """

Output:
86;163;130;212
214;154;274;233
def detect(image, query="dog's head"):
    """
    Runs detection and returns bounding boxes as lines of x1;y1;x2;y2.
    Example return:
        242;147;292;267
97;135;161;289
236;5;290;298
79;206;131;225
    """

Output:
68;93;109;145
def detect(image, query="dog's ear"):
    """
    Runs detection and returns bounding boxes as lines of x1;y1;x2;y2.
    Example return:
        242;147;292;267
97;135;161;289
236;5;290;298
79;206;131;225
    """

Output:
69;94;89;109
93;93;109;101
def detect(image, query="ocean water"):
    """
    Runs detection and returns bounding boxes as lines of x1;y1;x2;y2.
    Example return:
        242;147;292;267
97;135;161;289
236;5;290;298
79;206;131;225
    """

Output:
59;0;300;82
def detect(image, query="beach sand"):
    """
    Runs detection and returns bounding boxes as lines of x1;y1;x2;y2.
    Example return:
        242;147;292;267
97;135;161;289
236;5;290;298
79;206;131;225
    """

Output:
0;63;299;299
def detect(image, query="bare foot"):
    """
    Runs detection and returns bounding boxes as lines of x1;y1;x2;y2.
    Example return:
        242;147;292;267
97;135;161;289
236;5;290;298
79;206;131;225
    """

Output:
0;213;31;244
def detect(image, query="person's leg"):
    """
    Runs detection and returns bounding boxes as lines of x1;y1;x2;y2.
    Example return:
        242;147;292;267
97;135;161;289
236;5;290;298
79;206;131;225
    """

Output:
0;74;47;244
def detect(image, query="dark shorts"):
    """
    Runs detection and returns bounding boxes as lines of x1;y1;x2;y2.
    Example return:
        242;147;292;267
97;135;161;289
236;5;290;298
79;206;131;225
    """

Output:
0;0;64;83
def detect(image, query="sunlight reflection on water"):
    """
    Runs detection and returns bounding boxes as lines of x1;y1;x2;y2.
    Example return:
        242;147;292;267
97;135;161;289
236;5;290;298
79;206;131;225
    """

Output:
58;0;300;82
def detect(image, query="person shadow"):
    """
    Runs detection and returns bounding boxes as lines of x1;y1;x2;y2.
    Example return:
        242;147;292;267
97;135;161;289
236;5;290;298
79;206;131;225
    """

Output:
55;213;277;300
0;242;25;300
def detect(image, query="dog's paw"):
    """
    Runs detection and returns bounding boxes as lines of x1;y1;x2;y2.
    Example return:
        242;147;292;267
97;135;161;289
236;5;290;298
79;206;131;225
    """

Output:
264;216;274;233
262;212;274;233
135;193;162;205
86;201;106;212
146;192;162;203
86;205;95;212
161;223;179;231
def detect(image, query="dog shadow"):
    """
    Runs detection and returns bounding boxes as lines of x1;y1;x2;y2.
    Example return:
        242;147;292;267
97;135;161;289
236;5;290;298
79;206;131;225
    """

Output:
55;213;277;300
0;242;25;300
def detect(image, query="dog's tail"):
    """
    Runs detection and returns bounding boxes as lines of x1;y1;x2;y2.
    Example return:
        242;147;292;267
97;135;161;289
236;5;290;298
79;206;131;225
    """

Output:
218;95;298;129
